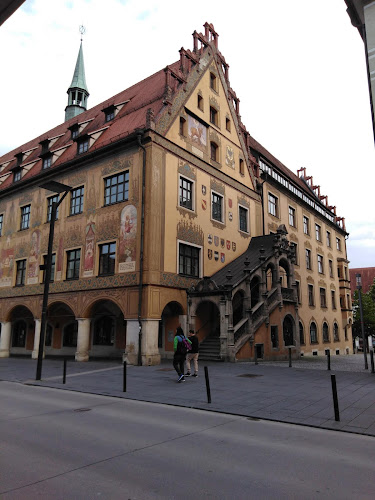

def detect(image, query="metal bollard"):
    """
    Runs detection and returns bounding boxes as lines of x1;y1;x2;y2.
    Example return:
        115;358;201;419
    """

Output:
370;350;375;374
288;347;292;368
63;358;67;384
331;374;340;422
123;361;127;392
204;366;211;404
327;350;331;371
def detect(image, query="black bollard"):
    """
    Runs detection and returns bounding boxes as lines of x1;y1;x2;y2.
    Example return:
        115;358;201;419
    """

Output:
288;347;292;367
370;350;375;374
331;374;340;422
123;361;127;392
204;366;211;404
63;358;67;384
327;350;331;371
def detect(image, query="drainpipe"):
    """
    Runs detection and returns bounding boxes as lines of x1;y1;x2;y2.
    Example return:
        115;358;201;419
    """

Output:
137;132;146;366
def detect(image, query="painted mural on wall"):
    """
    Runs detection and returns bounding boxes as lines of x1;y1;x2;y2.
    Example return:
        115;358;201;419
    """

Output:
56;236;64;281
188;116;207;151
84;220;96;277
0;237;14;287
119;205;137;273
27;229;41;285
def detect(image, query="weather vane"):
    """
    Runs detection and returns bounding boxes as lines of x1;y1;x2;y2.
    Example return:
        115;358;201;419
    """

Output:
79;25;86;41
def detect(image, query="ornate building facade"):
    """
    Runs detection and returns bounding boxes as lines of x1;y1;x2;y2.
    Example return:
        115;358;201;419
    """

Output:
0;23;351;364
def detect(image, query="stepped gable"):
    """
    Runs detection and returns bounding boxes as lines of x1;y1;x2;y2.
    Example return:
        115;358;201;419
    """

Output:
0;60;181;191
210;234;276;288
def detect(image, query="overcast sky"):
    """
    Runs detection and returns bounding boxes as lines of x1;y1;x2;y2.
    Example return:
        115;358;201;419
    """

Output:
1;0;374;268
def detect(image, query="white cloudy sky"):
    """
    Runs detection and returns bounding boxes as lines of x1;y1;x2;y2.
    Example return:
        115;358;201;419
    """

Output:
1;0;374;267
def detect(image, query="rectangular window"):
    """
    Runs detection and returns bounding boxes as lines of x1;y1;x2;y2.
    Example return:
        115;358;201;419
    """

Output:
210;142;218;162
70;186;84;215
290;242;298;265
337;267;342;278
288;206;296;227
315;223;321;241
105;109;115;122
317;254;324;274
295;280;301;304
320;287;327;308
268;193;278;217
210;72;217;91
14;169;22;183
308;284;314;306
47;195;59;222
305;249;311;270
331;290;336;309
99;242;116;276
239;205;249;233
0;214;3;237
179;243;200;278
20;205;31;230
16;259;26;286
336;237;341;251
210;106;218;126
271;326;279;348
66;249;81;280
239;158;244;175
212;192;223;222
77;138;89;154
104;171;129;206
329;259;333;278
179;177;193;211
303;215;309;235
344;267;348;280
42;155;52;169
326;231;331;247
42;254;56;282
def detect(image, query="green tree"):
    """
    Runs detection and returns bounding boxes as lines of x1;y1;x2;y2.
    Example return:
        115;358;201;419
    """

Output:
352;285;375;341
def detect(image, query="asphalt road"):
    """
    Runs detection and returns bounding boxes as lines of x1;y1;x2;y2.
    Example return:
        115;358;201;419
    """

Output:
1;381;375;500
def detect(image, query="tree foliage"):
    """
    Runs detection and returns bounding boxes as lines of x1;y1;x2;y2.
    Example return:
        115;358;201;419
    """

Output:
352;278;375;339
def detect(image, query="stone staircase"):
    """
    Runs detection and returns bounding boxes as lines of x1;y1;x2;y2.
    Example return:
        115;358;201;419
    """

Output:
199;336;222;361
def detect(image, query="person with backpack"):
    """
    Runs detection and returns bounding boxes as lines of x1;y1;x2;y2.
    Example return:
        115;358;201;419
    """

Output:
173;326;192;382
185;329;199;377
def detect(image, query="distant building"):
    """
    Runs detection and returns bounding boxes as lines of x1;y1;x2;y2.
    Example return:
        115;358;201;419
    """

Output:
0;23;352;364
345;0;375;143
349;267;375;295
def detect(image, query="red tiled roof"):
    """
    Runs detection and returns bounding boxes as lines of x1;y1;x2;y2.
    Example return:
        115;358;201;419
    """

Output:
0;60;181;190
349;267;375;295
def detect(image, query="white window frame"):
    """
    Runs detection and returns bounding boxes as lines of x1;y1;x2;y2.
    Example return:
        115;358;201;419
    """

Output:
268;192;278;217
238;204;249;234
177;240;203;279
317;254;324;274
288;206;296;227
303;215;310;235
179;175;195;212
211;190;224;224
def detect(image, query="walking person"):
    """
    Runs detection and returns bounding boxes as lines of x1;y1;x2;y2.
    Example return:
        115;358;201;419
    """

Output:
173;327;191;382
185;329;199;377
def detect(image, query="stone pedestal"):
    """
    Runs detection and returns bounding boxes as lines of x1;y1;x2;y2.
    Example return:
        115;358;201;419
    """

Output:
75;318;91;362
0;322;11;358
124;319;161;366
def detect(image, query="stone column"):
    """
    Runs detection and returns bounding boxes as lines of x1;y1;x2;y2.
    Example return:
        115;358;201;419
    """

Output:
124;320;140;365
124;319;161;366
0;321;11;358
32;319;41;359
75;318;90;362
179;314;187;335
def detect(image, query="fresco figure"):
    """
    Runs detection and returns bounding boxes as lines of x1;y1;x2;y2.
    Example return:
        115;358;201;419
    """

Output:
119;205;137;272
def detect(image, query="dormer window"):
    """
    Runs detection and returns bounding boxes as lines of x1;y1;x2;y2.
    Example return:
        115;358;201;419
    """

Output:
42;155;52;170
69;124;79;140
13;168;22;183
104;105;116;122
15;152;24;166
77;136;89;155
40;139;50;155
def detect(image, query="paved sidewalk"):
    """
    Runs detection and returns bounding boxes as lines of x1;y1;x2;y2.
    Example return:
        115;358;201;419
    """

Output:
1;354;375;437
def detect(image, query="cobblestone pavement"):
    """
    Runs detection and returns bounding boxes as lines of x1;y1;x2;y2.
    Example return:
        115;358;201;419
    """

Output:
1;354;375;437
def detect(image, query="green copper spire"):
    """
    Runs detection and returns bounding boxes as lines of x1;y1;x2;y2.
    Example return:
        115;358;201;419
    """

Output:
65;39;90;122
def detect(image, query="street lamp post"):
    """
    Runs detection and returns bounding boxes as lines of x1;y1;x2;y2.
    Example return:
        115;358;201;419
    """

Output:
355;273;368;370
36;181;72;381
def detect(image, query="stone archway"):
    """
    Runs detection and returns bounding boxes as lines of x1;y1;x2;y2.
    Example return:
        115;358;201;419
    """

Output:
195;300;220;340
160;301;184;355
283;315;295;346
89;299;126;358
47;302;76;356
10;305;35;355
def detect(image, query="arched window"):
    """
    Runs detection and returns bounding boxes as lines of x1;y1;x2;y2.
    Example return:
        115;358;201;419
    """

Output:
310;322;318;344
250;276;260;308
12;320;27;347
232;291;244;326
93;316;115;346
322;322;329;342
283;316;294;346
333;322;339;341
63;321;78;347
299;321;305;345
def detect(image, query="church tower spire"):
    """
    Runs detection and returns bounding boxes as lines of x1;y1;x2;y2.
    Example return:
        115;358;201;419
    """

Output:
65;28;89;122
